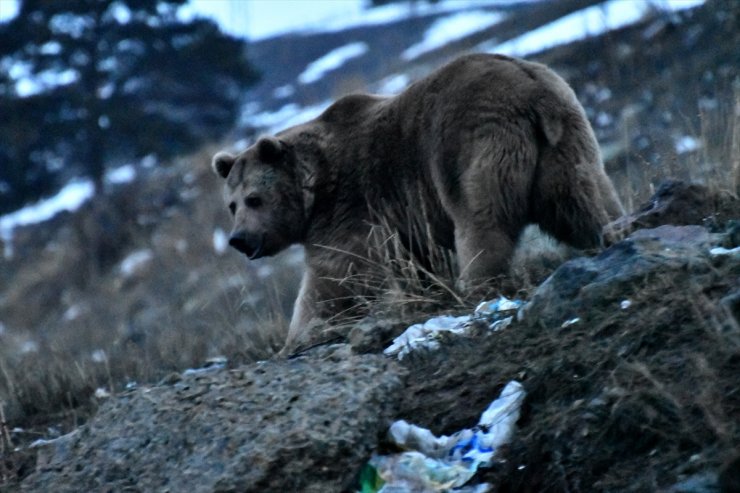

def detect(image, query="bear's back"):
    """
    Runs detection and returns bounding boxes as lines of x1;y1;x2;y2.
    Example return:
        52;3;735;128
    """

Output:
397;54;575;116
319;93;387;126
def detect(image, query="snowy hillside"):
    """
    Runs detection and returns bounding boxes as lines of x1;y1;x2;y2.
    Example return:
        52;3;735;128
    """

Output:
239;0;704;135
0;0;708;241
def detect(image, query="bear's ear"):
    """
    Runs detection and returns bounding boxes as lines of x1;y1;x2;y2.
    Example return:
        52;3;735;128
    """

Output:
212;152;235;178
256;136;285;165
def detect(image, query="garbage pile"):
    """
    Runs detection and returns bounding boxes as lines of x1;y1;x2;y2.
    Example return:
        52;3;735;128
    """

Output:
361;381;526;492
385;297;523;360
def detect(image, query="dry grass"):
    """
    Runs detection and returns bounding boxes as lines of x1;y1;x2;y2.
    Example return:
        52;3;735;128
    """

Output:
685;86;740;195
729;85;740;196
0;258;301;424
0;150;303;432
352;216;464;317
280;202;576;355
2;108;736;441
278;210;466;353
604;90;740;221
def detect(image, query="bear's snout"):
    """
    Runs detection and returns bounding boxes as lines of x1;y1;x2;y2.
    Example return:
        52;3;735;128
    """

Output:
229;231;263;259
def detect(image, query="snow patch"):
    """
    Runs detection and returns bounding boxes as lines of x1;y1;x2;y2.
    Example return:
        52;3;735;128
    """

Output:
256;264;274;279
105;164;136;185
484;0;705;57
248;103;300;129
487;2;646;56
15;68;80;98
0;0;19;23
595;87;612;103
63;304;84;322
184;0;521;41
278;102;329;130
213;228;228;254
119;249;154;278
91;349;108;363
249;101;330;133
402;10;503;60
675;135;701;154
298;42;368;85
141;154;157;168
378;73;410;94
596;112;613;127
40;41;62;55
272;84;295;99
295;0;516;38
0;179;94;259
20;340;38;354
109;2;132;24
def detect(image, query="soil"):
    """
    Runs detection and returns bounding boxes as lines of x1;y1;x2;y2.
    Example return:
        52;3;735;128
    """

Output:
394;227;739;492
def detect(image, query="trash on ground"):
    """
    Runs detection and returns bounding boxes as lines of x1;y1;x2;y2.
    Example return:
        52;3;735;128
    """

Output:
182;356;227;376
94;387;111;399
29;430;79;449
361;381;526;493
709;246;740;256
384;297;524;360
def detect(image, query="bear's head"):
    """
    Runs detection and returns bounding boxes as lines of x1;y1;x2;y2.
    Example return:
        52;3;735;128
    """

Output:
212;136;307;259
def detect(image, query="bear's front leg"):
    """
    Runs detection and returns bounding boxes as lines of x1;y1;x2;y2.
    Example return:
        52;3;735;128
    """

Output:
282;269;325;355
281;263;368;355
454;225;517;297
286;270;316;341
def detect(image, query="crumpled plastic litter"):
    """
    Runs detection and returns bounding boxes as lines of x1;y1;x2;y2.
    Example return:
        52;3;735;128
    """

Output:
361;381;526;493
710;246;740;256
182;356;227;376
384;297;523;360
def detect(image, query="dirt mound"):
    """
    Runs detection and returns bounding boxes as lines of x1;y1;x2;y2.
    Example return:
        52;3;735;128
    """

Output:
396;221;739;492
8;183;738;492
608;180;738;239
21;348;404;492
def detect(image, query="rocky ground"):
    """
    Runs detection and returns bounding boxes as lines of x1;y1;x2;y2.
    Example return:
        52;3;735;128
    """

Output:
7;183;738;492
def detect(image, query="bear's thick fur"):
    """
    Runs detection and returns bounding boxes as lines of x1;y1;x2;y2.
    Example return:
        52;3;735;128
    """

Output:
212;54;624;347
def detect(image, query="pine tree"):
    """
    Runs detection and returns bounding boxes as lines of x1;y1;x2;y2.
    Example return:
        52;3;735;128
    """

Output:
0;0;258;213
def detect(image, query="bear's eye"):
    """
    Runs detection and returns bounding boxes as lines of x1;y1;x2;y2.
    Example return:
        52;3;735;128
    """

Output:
228;202;236;215
245;196;262;209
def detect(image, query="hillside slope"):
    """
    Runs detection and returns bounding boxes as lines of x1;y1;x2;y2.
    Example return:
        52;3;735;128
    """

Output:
0;3;737;488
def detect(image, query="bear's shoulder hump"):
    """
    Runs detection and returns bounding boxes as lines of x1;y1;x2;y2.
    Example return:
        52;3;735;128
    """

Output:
319;93;384;124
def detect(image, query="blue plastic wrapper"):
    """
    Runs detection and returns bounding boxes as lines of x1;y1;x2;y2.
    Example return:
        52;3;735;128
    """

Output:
364;381;526;492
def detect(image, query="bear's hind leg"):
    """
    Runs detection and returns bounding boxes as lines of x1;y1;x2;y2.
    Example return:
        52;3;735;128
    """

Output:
445;125;535;296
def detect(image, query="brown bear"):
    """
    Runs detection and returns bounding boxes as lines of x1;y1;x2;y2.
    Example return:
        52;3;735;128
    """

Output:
212;53;624;348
